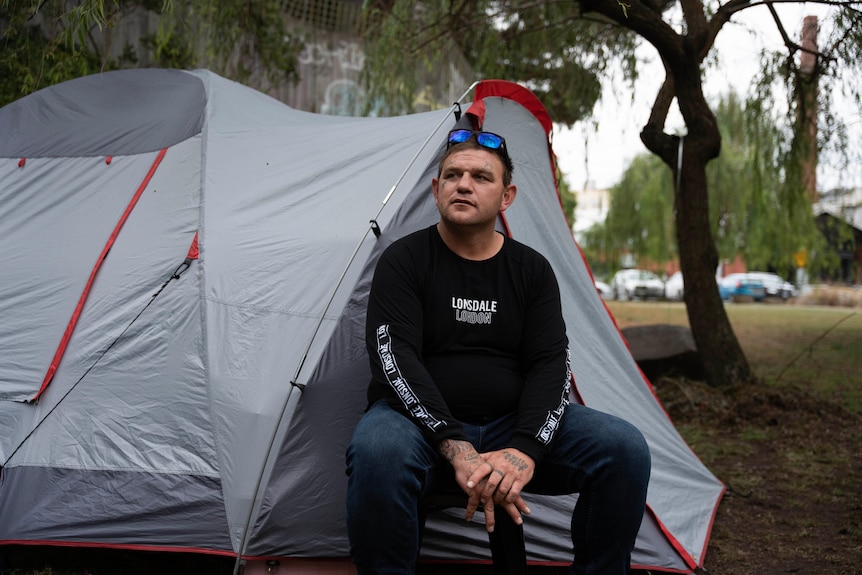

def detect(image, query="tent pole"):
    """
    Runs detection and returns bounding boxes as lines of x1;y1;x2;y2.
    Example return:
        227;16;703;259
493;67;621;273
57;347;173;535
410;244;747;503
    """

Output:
374;90;477;215
233;81;486;575
231;84;482;571
231;386;303;575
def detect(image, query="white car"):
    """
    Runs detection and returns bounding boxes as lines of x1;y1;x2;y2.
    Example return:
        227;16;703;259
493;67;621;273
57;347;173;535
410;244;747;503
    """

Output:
745;272;797;300
610;269;665;301
594;280;613;300
664;271;684;301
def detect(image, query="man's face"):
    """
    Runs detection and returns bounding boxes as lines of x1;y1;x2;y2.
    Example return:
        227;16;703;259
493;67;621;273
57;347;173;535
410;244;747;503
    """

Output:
432;148;516;230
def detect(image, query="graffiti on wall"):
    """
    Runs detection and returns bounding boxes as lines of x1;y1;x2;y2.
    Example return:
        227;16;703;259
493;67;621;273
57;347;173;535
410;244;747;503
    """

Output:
290;38;469;116
299;40;365;72
299;40;366;115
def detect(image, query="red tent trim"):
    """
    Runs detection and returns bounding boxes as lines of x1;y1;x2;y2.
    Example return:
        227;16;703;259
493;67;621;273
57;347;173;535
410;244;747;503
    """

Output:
32;148;168;401
473;80;554;136
186;231;199;260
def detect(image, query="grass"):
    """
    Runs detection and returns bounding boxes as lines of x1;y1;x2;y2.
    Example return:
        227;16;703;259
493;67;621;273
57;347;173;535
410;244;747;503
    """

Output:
606;299;862;412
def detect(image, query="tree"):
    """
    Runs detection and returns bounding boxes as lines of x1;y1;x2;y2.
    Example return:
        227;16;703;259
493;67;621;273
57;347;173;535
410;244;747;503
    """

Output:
585;91;839;280
558;164;578;229
587;152;675;270
0;0;304;106
1;2;107;103
359;0;862;388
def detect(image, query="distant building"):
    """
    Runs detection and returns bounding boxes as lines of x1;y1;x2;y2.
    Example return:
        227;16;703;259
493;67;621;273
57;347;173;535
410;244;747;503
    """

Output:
815;187;862;230
813;187;862;285
572;186;609;242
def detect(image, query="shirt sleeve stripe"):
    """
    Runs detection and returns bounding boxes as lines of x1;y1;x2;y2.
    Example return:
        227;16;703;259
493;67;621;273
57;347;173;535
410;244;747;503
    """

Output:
375;323;447;432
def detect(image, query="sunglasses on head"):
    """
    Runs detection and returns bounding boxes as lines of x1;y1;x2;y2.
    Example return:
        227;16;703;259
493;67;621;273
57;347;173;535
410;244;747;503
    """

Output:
447;129;507;152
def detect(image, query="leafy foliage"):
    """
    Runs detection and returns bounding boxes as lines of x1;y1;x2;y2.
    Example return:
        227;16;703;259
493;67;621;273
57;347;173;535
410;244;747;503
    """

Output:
556;163;577;228
1;2;110;104
582;92;839;276
0;0;304;107
582;153;674;271
360;0;638;123
184;0;304;89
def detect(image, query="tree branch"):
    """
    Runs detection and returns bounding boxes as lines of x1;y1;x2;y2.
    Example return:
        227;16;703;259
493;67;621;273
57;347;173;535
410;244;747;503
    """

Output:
648;70;675;130
579;0;684;61
766;2;803;54
680;0;709;45
640;71;678;165
724;0;862;16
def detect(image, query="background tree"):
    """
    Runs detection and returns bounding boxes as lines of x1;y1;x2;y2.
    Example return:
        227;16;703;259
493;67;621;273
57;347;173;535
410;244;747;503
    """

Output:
0;0;304;106
558;164;578;229
584;91;839;279
1;1;108;103
586;153;675;271
359;0;862;388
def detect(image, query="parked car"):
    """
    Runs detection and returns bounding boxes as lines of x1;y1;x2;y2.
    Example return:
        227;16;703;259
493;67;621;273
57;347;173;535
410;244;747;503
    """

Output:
745;272;796;300
664;271;684;301
594;280;613;300
718;273;766;302
610;269;665;300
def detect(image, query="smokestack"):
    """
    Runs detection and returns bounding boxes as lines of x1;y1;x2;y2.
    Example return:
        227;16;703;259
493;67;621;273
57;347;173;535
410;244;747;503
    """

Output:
798;15;818;201
800;15;818;75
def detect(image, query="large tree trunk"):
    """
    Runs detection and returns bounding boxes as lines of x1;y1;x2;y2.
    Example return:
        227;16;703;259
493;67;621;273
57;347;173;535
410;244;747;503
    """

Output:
675;143;754;387
641;60;756;388
586;0;757;387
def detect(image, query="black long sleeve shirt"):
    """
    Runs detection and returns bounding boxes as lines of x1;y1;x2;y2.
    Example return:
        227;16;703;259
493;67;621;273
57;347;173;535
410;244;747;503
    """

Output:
365;225;571;464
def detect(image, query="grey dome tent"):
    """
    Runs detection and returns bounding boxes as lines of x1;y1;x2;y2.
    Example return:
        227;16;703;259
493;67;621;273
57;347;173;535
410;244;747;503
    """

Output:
0;69;724;574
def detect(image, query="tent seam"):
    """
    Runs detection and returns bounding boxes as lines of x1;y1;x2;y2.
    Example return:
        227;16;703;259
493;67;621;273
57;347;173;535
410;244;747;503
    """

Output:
0;463;220;477
202;296;344;320
190;70;230;552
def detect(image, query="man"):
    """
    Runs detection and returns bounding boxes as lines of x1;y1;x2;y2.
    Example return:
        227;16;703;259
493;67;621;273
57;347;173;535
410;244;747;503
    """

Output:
346;128;651;575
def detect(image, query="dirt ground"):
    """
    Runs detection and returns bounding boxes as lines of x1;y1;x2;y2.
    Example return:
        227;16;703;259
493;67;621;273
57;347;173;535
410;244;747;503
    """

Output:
652;378;862;575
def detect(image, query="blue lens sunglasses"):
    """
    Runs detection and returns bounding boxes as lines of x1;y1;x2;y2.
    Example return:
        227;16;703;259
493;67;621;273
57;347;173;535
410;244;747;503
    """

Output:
447;129;507;152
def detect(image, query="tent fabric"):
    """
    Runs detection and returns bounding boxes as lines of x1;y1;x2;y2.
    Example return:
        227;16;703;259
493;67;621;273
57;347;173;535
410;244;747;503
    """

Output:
33;148;170;401
0;69;206;158
0;69;723;573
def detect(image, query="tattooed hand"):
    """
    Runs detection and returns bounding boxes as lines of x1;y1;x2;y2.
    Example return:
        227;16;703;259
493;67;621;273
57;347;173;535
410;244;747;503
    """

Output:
476;447;533;520
438;440;533;533
438;438;488;495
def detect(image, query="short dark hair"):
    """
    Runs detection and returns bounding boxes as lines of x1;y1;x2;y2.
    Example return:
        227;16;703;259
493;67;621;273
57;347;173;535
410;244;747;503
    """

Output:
438;137;514;187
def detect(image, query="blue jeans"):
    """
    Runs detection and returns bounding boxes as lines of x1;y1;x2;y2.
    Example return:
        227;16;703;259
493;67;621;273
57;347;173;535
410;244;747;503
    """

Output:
345;400;651;575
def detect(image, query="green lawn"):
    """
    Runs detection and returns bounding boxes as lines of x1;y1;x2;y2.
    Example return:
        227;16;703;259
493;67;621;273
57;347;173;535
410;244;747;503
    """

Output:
606;300;862;412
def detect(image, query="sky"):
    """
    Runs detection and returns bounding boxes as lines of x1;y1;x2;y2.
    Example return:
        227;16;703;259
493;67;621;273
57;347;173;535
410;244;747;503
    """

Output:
552;3;861;193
